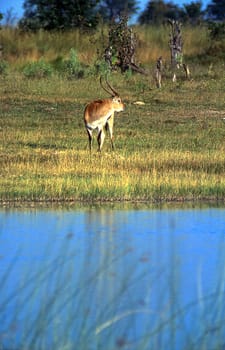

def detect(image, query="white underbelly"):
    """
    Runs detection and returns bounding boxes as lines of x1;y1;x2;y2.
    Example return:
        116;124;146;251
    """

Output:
87;114;112;130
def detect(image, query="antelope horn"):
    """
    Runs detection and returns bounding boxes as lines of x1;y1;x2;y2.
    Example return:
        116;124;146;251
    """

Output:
105;75;119;96
100;76;113;96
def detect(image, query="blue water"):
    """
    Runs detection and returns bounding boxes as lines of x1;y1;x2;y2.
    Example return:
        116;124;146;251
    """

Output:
0;206;225;350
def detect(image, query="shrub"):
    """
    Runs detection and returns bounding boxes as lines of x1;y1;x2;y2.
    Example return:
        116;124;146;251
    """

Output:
87;58;110;77
23;59;53;78
206;22;225;60
208;21;225;41
61;48;84;78
0;59;9;74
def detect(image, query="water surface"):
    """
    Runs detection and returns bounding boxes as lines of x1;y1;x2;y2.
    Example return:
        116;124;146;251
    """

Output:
0;205;225;350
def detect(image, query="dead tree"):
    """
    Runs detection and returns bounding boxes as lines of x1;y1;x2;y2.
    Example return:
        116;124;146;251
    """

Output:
168;19;190;82
104;15;148;75
154;56;163;88
103;46;113;70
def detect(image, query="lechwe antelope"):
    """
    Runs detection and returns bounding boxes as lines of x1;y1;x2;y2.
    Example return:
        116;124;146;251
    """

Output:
84;77;125;152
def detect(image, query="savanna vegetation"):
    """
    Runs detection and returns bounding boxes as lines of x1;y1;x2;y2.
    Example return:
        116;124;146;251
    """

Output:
0;23;224;204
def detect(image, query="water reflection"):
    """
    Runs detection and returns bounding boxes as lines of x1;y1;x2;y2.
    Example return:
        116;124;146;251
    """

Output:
0;205;225;350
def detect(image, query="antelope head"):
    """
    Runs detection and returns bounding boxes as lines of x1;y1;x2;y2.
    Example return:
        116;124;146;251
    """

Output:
99;76;124;112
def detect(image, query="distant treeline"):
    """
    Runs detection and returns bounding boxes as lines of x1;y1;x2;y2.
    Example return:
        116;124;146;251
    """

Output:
0;0;225;30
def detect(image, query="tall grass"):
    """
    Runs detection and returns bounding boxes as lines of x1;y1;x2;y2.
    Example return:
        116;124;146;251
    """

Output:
0;24;210;68
0;25;108;67
135;24;209;62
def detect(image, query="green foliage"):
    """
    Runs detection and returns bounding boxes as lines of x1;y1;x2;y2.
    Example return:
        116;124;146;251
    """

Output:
87;58;110;76
208;21;225;41
98;0;138;21
206;0;225;21
0;60;9;74
19;0;100;31
138;0;184;24
139;0;206;25
183;1;203;24
206;21;225;60
60;49;85;78
23;59;53;78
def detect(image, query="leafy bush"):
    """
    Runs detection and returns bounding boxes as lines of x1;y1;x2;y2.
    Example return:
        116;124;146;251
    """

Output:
87;58;110;77
208;21;225;41
0;59;9;74
23;59;53;78
206;22;225;61
61;48;84;78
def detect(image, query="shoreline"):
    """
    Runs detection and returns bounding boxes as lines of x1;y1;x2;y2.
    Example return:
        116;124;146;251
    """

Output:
0;196;224;209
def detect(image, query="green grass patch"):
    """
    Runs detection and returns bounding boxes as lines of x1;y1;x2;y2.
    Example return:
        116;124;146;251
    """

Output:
0;69;225;203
